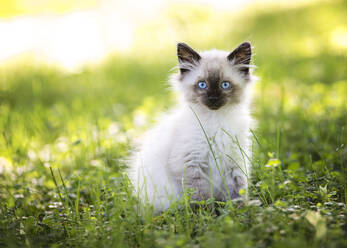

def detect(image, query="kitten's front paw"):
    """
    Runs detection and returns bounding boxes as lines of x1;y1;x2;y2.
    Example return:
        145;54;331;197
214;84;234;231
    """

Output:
183;163;211;201
226;174;248;200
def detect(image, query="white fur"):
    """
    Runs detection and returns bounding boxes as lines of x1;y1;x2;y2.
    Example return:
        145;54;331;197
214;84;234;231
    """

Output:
129;49;255;213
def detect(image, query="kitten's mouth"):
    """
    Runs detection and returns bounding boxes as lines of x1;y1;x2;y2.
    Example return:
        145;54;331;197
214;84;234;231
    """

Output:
206;102;224;110
202;98;225;110
208;105;221;110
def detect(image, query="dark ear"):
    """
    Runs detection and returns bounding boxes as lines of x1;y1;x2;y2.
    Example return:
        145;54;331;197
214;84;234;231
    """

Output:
177;42;201;73
227;42;252;74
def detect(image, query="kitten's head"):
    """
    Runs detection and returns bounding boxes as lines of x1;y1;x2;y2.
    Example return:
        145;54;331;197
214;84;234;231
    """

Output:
172;42;254;110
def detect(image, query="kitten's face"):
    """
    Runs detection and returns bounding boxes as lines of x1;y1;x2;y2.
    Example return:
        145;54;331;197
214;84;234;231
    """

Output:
174;42;253;110
192;67;241;110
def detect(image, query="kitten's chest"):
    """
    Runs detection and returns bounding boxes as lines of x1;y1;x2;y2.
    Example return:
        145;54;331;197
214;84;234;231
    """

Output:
169;109;247;171
202;116;246;169
204;116;238;148
207;126;237;159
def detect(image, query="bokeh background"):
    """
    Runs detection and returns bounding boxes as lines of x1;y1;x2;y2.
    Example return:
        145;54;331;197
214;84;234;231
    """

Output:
0;0;346;247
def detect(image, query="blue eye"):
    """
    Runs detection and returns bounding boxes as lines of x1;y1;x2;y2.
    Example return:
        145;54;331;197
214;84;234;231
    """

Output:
198;81;207;89
221;81;231;89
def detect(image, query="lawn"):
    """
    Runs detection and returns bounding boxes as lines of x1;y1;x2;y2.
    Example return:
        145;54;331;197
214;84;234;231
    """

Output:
0;1;347;247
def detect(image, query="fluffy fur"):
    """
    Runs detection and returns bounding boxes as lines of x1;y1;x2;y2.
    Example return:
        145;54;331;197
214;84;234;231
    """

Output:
129;42;255;213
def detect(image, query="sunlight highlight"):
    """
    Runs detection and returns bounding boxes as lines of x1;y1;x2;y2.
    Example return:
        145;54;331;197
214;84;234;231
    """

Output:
0;7;135;70
0;0;251;70
331;27;347;50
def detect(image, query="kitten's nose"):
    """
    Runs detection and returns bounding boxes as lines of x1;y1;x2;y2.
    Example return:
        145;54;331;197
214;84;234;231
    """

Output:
208;96;220;107
208;96;218;101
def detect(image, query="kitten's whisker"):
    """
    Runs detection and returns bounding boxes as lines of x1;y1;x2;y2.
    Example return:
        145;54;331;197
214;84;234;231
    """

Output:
234;64;257;69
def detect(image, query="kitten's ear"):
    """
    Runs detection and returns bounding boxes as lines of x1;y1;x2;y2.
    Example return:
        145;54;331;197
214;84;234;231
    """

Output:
227;42;252;74
177;42;201;73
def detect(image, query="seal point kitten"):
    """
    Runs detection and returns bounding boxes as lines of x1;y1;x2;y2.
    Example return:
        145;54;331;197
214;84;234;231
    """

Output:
130;42;255;213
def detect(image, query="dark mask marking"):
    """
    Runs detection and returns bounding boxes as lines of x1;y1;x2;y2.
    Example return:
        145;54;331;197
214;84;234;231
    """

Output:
192;68;243;110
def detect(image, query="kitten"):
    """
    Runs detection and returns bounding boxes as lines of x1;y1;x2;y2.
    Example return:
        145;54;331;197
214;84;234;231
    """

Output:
129;42;255;213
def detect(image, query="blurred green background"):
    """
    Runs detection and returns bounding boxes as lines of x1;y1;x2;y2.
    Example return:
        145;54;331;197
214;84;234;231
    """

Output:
0;0;346;247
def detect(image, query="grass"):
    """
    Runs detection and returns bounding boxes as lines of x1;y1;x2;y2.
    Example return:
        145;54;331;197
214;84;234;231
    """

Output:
0;1;347;247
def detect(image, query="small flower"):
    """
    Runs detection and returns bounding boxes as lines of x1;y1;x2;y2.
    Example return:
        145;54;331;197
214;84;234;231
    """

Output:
265;158;281;168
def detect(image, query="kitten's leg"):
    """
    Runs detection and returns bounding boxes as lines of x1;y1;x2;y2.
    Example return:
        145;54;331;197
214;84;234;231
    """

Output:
225;168;248;200
182;152;212;200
